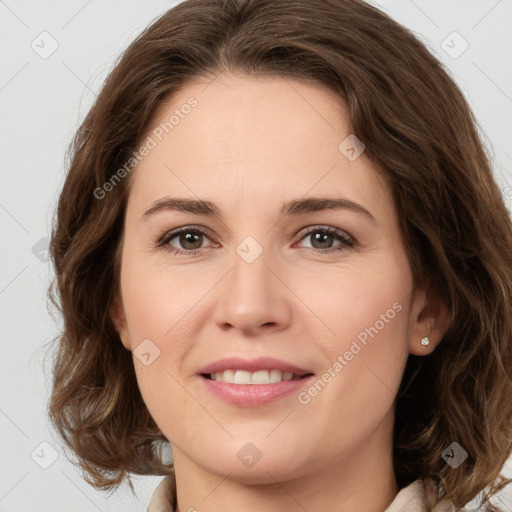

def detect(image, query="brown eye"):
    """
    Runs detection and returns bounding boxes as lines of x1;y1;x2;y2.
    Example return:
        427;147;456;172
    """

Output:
305;232;338;249
297;226;354;255
157;227;214;255
173;231;205;251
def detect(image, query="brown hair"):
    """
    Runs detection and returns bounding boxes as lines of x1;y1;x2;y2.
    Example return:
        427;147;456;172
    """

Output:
47;0;512;508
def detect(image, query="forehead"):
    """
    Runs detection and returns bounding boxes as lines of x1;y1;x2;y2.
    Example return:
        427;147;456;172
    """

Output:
127;72;390;220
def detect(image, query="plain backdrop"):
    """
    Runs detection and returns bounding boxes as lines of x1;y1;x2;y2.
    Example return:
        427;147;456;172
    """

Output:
0;1;511;510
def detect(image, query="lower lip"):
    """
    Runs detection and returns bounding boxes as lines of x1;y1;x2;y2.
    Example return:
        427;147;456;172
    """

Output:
199;375;314;407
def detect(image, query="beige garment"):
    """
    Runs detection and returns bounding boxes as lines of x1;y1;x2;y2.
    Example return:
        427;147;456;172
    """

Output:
146;473;465;512
384;478;463;511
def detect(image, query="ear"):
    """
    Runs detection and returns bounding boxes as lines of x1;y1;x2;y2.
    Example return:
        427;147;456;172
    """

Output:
110;292;132;351
408;284;450;356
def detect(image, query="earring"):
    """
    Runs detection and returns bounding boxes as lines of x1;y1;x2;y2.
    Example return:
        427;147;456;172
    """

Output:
420;336;430;346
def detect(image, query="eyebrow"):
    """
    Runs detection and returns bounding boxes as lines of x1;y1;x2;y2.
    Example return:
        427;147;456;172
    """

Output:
142;196;376;224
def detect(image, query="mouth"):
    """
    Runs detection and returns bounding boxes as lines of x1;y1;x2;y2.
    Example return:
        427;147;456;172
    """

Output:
197;357;315;407
200;369;313;384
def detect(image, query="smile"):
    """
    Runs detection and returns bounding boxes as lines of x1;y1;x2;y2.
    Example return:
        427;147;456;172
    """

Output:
203;369;307;384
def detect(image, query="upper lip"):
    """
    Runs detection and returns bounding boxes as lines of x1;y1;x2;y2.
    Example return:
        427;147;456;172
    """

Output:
198;356;313;376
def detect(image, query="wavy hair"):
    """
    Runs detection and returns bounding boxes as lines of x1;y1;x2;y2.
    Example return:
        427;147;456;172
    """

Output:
47;0;512;508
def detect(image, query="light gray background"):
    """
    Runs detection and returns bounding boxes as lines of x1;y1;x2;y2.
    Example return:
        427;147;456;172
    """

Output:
1;1;511;510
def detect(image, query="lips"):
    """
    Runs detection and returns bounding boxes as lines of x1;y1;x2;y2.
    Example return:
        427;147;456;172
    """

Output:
197;357;315;406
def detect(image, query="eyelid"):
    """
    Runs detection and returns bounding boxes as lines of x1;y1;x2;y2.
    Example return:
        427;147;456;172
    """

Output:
156;224;216;247
293;225;355;252
155;224;215;250
294;224;354;242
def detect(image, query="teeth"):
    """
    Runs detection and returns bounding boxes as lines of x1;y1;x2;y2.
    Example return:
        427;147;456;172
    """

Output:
210;369;301;384
234;370;251;384
269;369;283;383
251;370;270;384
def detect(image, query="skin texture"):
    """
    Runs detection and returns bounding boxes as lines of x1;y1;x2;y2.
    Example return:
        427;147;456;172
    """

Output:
111;72;449;512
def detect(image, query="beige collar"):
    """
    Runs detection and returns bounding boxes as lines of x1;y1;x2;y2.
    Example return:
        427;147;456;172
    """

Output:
384;478;459;511
147;474;461;512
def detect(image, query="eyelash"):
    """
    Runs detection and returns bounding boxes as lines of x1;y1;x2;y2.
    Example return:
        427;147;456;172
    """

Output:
156;224;355;257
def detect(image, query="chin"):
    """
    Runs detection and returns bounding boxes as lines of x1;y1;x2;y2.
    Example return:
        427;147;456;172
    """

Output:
196;446;310;485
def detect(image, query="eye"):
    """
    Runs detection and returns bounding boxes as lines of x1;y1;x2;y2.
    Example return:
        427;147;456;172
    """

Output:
295;226;355;255
156;226;217;255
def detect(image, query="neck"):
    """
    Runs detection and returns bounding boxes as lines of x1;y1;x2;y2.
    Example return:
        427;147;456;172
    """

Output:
172;412;399;512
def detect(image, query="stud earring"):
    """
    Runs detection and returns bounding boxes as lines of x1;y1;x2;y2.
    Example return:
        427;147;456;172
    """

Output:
420;336;430;346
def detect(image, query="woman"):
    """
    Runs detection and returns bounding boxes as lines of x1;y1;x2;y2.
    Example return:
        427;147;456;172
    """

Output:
47;0;512;510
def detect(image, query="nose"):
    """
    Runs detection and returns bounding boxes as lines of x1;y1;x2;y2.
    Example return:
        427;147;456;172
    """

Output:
212;243;292;335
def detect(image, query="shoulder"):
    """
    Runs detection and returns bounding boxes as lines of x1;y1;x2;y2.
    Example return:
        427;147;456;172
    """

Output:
385;477;471;512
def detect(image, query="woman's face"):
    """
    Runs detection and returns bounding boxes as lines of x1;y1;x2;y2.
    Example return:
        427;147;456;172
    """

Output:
112;72;432;485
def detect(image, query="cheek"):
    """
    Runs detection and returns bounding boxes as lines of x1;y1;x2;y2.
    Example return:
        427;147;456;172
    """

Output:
294;259;412;422
294;254;412;355
119;253;206;346
119;256;215;443
295;299;410;467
